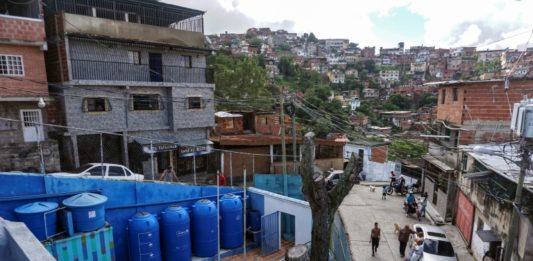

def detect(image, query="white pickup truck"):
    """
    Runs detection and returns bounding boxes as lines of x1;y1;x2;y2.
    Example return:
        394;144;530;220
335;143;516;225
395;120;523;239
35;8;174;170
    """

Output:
51;163;144;181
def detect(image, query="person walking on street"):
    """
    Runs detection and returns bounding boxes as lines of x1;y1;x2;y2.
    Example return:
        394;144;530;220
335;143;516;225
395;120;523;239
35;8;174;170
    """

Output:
370;222;381;257
409;238;424;261
398;225;415;258
390;171;396;186
159;165;179;182
418;192;428;220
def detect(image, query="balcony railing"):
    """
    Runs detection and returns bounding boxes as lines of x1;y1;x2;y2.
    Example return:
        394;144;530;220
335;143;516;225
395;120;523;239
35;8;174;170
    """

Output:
45;0;204;33
71;59;213;84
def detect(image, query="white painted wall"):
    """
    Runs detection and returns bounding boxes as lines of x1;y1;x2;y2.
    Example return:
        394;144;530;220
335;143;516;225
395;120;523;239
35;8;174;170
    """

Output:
471;212;490;261
248;187;312;244
343;143;399;181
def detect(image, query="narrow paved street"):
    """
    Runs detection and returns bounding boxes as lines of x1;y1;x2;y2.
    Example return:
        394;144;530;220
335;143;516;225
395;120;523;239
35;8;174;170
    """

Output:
339;184;473;261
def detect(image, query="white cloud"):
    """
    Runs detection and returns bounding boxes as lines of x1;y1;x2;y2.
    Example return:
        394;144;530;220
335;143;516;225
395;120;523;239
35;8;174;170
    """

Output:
168;0;533;49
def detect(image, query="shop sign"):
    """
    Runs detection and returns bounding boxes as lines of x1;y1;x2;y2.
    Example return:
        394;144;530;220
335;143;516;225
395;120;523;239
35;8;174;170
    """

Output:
179;145;212;157
142;143;178;153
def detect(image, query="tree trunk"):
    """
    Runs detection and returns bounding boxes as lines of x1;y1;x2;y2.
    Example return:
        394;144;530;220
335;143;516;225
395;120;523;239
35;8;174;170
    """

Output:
299;132;363;261
309;210;333;260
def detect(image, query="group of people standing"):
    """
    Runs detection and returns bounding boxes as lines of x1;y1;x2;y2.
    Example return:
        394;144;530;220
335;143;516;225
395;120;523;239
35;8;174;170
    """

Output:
370;224;425;260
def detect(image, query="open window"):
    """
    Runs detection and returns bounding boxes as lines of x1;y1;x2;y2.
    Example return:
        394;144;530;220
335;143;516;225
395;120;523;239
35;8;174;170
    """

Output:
83;97;111;112
131;94;161;111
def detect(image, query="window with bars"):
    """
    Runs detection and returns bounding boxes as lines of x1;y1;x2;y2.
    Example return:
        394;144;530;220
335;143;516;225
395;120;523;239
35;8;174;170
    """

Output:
0;55;24;76
83;97;111;112
131;94;161;111
187;97;202;109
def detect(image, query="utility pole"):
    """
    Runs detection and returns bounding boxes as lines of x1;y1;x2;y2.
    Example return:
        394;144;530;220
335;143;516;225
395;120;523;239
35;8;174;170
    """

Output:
504;100;533;261
281;92;287;175
503;138;530;261
292;105;297;175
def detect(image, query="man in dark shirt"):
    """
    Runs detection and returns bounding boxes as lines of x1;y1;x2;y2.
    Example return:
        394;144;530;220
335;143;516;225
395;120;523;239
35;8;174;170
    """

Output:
398;225;415;257
370;222;381;257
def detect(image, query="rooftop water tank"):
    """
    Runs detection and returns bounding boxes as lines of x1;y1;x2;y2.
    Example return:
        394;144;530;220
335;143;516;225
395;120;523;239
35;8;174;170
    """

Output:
14;201;58;241
128;212;161;261
62;193;107;232
161;205;191;261
219;194;243;249
191;199;218;257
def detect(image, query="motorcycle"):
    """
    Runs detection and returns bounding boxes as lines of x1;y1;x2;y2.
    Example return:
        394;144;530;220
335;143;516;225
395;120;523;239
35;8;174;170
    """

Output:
386;178;407;195
404;202;418;217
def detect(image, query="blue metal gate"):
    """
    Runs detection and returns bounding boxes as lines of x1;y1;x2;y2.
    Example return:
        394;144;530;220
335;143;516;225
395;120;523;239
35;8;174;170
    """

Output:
261;211;280;256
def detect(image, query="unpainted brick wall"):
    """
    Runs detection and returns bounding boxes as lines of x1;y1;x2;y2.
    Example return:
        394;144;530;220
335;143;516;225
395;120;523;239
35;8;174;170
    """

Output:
0;16;46;42
0;45;48;97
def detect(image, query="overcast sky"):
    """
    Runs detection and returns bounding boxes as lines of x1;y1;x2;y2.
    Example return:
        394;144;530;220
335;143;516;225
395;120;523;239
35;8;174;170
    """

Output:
168;0;533;50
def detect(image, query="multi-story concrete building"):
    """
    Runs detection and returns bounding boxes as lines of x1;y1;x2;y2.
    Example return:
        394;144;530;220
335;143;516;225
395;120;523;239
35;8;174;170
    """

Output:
379;70;400;81
323;39;349;50
0;0;61;172
43;0;215;177
420;79;533;222
477;49;505;63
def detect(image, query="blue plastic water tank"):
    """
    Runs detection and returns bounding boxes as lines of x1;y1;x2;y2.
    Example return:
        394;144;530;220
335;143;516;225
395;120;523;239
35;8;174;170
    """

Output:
161;205;191;261
62;193;107;232
191;199;218;257
14;201;58;241
128;212;161;261
219;194;243;249
247;209;261;231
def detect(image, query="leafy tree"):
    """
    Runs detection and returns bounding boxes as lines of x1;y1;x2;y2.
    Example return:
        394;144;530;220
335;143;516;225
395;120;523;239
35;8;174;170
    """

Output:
387;94;412;110
364;59;377;73
388;139;427;161
249;37;263;48
209;53;271;110
416;93;437;108
348;42;359;49
278;56;297;77
308;32;318;43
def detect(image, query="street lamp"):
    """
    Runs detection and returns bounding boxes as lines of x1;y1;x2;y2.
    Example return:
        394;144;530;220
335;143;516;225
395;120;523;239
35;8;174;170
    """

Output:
36;97;46;174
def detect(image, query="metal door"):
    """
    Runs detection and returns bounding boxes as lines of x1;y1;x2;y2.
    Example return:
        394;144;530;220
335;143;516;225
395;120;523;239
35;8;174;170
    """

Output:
20;109;44;142
456;190;474;246
261;211;280;256
149;53;163;82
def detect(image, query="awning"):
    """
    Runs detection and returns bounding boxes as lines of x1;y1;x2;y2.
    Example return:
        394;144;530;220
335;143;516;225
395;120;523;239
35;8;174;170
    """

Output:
476;230;501;242
422;155;454;172
463;171;492;180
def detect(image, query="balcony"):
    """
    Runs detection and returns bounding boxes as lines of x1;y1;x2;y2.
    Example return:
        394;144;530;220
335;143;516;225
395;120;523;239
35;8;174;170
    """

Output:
46;0;205;48
45;0;204;32
71;59;213;84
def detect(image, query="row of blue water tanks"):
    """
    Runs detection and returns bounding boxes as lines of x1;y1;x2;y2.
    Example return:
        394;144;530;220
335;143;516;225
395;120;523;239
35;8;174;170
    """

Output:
14;193;108;241
128;194;261;260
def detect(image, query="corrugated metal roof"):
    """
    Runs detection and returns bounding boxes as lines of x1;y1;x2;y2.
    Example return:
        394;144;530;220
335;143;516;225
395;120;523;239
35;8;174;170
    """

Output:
463;144;533;191
422;154;454;172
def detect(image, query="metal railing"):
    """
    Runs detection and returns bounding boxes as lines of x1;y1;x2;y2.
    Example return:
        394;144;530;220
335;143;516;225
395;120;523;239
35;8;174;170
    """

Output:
71;59;213;84
46;0;204;33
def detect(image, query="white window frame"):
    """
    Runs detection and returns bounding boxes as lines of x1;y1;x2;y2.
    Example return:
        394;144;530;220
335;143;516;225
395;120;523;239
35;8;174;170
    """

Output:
0;54;24;76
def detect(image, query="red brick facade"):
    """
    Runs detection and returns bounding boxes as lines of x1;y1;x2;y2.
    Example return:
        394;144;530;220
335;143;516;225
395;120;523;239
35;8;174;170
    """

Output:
0;45;48;97
436;80;533;145
436;80;533;125
0;16;46;42
371;145;388;163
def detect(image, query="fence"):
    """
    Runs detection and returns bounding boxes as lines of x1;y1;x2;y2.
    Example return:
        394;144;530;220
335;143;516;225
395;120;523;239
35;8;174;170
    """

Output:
45;0;204;32
70;59;213;83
